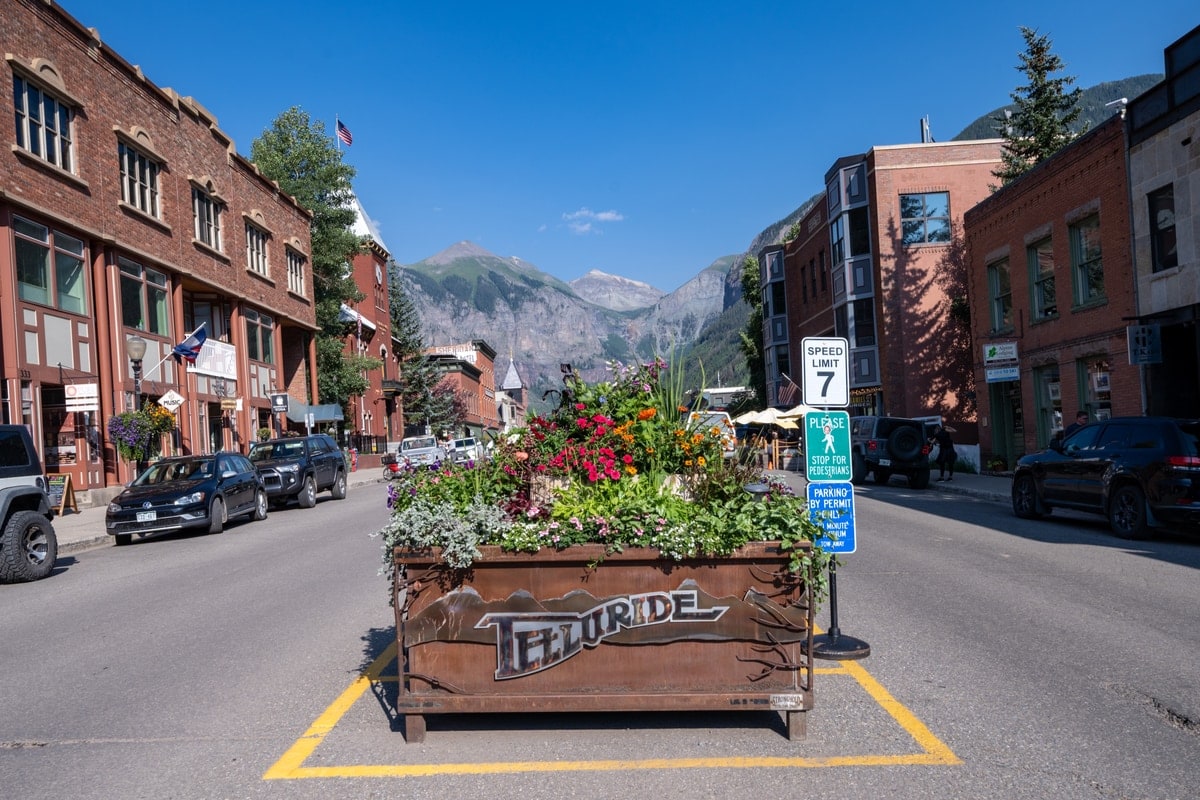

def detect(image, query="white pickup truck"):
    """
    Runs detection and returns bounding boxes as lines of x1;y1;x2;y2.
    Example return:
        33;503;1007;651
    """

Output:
398;435;449;468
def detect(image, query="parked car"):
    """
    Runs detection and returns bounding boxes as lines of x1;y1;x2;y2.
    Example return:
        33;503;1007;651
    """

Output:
449;436;486;464
850;415;932;489
1011;416;1200;539
105;453;267;545
248;434;347;508
398;435;449;469
0;424;58;582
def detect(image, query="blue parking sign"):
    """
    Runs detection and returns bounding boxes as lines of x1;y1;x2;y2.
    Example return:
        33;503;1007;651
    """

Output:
806;481;856;554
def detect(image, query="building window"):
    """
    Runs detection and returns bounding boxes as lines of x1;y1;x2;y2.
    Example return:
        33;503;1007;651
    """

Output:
853;298;876;347
1078;357;1112;421
801;265;808;303
900;192;950;245
192;187;222;250
770;281;786;316
1070;215;1104;305
1034;364;1062;446
119;258;169;335
286;249;306;295
244;309;274;364
13;215;87;314
245;222;269;276
12;74;73;171
774;344;790;381
819;250;827;291
848;207;871;256
987;258;1013;332
1028;238;1057;319
118;141;160;217
830;216;845;264
1148;185;1178;272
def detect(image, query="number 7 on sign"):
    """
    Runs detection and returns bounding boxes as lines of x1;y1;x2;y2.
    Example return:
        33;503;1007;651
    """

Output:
801;337;849;408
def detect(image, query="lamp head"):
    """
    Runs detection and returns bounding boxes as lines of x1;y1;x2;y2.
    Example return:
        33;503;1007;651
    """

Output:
125;334;147;361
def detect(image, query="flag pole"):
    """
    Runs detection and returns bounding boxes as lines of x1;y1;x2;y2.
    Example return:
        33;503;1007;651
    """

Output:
335;114;341;151
143;323;206;381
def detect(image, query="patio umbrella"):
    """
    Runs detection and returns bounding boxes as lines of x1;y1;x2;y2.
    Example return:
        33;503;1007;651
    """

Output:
779;403;821;418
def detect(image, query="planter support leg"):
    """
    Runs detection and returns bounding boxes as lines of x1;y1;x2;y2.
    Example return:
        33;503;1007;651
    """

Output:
786;710;807;740
404;714;427;744
804;561;870;660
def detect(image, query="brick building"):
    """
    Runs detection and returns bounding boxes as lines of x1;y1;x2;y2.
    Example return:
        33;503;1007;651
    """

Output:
765;140;1002;431
424;340;501;439
1;0;318;499
964;115;1137;467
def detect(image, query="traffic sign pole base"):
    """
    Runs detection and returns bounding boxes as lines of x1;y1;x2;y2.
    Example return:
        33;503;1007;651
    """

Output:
804;632;871;661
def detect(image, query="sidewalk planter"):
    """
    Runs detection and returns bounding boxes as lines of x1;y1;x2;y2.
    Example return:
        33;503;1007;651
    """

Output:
393;541;814;743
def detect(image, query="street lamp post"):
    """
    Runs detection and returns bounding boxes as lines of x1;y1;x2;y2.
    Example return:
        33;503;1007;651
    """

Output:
125;335;147;478
125;335;147;411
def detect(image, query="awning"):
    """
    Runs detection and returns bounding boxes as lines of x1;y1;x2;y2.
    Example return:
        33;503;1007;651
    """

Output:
338;303;377;331
287;397;345;422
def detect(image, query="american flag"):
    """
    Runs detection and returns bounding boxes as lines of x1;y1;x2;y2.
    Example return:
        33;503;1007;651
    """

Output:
337;120;353;146
778;374;798;405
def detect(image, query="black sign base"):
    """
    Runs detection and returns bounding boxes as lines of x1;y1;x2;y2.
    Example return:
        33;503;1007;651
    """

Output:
804;632;871;661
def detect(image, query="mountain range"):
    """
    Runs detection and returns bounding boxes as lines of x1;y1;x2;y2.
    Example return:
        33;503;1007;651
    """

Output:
393;75;1162;411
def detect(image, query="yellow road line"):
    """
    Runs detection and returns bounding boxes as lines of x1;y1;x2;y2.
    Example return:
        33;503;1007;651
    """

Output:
265;637;959;779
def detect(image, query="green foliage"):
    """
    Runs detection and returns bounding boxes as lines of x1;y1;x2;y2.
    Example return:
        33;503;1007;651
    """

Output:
106;406;174;462
992;27;1084;186
443;275;473;302
601;334;632;360
250;107;364;408
739;256;765;407
473;276;499;314
377;357;835;601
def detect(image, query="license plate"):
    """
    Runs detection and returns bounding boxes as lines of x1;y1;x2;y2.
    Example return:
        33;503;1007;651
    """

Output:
879;458;891;466
136;510;157;522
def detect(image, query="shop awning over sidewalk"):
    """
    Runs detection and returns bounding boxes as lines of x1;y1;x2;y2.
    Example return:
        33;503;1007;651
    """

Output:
287;397;344;423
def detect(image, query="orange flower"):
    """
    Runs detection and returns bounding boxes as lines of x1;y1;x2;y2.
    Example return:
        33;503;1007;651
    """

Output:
637;407;657;420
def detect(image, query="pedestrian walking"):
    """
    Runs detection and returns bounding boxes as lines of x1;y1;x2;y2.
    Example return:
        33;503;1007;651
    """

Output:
930;424;957;482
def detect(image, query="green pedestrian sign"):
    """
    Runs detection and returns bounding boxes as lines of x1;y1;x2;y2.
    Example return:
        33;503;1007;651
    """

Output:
804;410;852;482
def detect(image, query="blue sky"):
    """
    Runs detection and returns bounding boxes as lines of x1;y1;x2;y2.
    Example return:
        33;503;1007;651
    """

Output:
61;1;1194;292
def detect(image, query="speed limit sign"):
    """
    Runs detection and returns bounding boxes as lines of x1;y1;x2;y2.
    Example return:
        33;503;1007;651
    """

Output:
801;337;849;407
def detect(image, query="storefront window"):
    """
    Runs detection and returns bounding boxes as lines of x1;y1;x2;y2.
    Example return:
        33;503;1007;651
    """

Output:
1079;358;1112;420
1034;364;1062;446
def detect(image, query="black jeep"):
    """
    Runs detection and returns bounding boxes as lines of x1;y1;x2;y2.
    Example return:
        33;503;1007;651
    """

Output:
248;434;348;509
0;424;58;582
850;416;932;489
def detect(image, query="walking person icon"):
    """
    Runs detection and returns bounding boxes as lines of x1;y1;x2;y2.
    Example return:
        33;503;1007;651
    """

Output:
823;422;835;453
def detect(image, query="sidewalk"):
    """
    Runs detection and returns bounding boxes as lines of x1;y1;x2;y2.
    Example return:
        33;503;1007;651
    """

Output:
52;468;1015;556
51;469;388;556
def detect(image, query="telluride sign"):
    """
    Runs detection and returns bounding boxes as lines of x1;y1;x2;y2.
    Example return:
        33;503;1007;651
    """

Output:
393;543;816;743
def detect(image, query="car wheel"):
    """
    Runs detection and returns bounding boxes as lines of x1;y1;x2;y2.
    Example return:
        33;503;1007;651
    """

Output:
0;510;58;583
1109;484;1150;540
872;467;892;485
114;533;133;546
1012;474;1042;519
298;476;317;508
908;468;931;490
208;497;226;534
331;470;347;500
252;489;268;521
851;452;868;484
887;426;922;461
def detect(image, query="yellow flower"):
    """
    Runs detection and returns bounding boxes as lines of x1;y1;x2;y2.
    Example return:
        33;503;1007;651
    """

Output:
697;456;707;466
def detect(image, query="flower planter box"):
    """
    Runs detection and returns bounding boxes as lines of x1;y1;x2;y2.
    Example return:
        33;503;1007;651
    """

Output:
392;541;814;743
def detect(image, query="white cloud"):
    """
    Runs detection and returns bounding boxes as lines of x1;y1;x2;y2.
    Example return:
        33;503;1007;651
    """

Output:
562;207;624;235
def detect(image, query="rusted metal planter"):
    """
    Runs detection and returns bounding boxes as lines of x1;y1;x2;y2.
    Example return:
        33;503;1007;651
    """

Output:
392;541;814;742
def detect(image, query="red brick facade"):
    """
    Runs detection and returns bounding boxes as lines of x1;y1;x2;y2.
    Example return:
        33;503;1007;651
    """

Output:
1;0;317;498
964;116;1136;466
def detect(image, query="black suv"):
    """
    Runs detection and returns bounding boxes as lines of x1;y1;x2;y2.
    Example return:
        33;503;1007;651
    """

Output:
0;424;58;582
248;434;348;509
1011;416;1200;539
850;416;932;489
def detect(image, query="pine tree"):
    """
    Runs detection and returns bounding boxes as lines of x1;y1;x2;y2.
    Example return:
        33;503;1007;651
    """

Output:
992;27;1083;186
387;262;441;435
738;255;765;407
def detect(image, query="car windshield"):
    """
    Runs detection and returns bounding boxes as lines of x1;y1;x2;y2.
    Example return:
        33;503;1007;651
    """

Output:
249;441;305;461
136;459;213;485
402;437;437;451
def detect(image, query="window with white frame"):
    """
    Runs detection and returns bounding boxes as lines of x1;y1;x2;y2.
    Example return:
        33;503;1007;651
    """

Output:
12;74;73;171
119;257;169;335
192;187;222;250
244;309;274;364
1028;238;1057;319
987;258;1013;332
1070;215;1104;305
286;248;306;295
13;215;87;314
900;192;950;245
118;141;160;217
245;222;269;276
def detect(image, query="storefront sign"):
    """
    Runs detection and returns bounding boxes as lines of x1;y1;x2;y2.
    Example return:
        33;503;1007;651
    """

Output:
158;390;185;413
986;365;1020;383
191;339;237;380
1127;325;1162;365
983;342;1018;363
64;383;99;412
